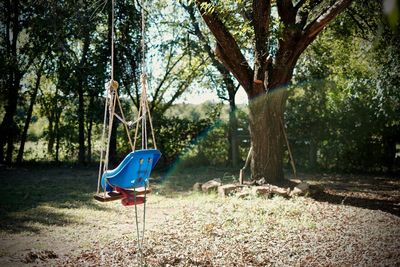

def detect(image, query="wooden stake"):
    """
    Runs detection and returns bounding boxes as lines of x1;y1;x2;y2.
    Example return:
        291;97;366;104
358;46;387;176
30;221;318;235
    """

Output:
280;119;297;179
239;147;252;185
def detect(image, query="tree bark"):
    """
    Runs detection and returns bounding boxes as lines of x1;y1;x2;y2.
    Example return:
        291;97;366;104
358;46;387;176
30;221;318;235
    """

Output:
47;112;55;154
86;94;94;163
309;139;318;170
77;84;85;164
55;113;60;163
76;33;91;165
0;0;21;165
16;62;44;164
47;86;59;156
249;90;288;183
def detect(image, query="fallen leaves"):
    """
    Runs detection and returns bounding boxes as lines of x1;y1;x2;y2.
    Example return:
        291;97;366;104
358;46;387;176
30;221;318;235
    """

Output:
59;196;400;266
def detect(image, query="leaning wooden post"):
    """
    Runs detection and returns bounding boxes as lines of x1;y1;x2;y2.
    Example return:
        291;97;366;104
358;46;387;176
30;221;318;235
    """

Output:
239;147;252;185
280;119;297;180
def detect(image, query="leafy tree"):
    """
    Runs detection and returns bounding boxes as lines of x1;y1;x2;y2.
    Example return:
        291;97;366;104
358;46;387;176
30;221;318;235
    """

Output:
286;1;400;173
181;3;241;167
192;0;352;184
1;0;26;164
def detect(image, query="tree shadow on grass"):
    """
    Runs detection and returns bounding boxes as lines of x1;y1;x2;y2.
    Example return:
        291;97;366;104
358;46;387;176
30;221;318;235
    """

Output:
0;166;111;233
0;206;76;234
306;174;400;217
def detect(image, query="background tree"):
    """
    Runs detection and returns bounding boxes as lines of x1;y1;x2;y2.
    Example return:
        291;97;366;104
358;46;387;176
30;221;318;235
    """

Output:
285;1;400;173
182;3;241;167
1;0;25;164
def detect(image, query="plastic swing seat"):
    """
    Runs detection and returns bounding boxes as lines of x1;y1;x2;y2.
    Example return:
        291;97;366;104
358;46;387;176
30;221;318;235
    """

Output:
94;149;161;205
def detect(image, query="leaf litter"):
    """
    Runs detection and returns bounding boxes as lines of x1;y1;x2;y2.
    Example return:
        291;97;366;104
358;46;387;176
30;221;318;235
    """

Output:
60;195;400;266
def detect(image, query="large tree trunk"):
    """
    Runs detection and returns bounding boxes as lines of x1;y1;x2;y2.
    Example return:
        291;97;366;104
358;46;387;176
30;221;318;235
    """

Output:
248;91;287;184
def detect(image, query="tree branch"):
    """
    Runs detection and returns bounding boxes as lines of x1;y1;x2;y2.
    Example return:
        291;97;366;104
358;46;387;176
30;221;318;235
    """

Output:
277;0;295;25
195;0;253;93
152;48;186;103
184;4;232;82
252;0;271;91
303;0;352;41
294;0;307;11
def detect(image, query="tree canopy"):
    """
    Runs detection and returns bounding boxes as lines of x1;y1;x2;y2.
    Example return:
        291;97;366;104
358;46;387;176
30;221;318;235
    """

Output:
0;0;398;175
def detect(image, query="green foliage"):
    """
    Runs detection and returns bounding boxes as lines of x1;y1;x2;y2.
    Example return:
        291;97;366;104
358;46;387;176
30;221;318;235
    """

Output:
153;103;222;165
286;8;400;173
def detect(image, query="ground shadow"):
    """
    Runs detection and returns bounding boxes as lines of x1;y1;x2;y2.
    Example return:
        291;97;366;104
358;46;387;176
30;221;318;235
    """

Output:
0;166;110;233
305;174;400;217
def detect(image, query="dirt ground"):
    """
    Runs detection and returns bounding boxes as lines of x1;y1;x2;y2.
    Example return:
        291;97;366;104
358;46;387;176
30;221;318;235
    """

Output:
0;166;399;266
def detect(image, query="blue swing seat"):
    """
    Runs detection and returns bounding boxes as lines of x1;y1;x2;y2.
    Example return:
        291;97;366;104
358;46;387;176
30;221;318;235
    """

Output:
101;149;161;192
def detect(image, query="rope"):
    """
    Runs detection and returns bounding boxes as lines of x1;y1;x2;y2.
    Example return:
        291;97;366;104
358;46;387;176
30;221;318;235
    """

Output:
141;0;146;75
96;0;116;194
115;91;134;150
96;86;110;194
114;113;144;129
102;88;116;181
145;96;157;149
142;79;147;150
111;0;115;81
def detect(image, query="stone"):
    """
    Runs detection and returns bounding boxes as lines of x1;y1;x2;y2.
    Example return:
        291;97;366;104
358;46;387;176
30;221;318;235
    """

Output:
256;177;266;185
218;184;239;197
252;186;271;197
201;180;222;193
193;182;203;192
270;185;290;197
236;191;250;199
296;182;310;191
214;178;222;183
290;182;310;197
309;184;324;195
243;180;256;186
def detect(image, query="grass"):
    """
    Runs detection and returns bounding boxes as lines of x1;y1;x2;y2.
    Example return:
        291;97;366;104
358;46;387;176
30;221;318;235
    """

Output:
0;165;399;266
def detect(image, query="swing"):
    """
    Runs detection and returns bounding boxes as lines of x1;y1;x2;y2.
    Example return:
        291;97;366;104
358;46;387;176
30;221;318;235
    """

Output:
100;149;161;192
94;0;160;206
94;1;158;264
